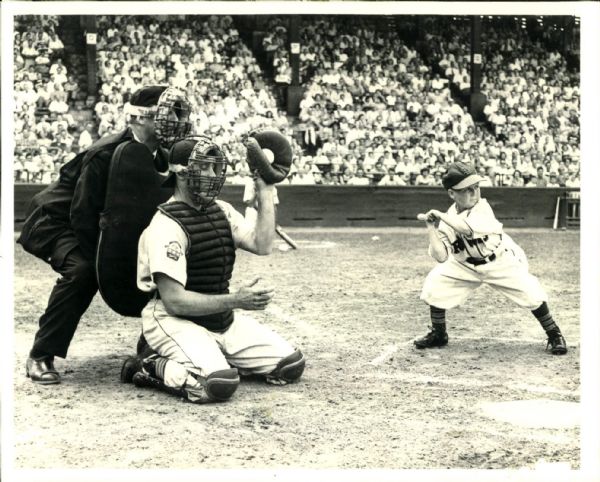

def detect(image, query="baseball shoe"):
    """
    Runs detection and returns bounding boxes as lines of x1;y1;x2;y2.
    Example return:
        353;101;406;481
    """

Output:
26;356;61;385
546;331;568;355
414;329;448;349
120;356;143;383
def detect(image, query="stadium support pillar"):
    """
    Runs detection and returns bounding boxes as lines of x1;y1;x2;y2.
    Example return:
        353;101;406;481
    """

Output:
286;16;302;116
469;16;486;122
83;16;97;106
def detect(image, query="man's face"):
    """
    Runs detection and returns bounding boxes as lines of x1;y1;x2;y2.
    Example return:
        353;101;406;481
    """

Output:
449;183;480;211
177;158;225;208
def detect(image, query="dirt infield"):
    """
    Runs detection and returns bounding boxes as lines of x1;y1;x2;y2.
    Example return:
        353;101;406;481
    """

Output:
12;227;580;470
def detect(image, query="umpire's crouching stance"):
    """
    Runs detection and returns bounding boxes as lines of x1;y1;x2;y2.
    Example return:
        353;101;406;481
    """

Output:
121;132;305;403
18;85;192;385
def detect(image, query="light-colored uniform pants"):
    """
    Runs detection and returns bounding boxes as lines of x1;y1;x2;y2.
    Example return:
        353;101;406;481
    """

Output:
141;298;295;401
420;242;547;311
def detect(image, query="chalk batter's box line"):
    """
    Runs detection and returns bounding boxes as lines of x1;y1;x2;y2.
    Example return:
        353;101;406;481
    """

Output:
360;370;579;398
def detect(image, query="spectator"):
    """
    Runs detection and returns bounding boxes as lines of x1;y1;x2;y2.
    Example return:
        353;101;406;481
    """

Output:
529;166;548;187
378;168;406;186
289;165;316;185
321;170;339;185
565;170;580;188
345;167;370;186
507;169;525;187
78;124;94;151
415;166;435;186
547;172;561;188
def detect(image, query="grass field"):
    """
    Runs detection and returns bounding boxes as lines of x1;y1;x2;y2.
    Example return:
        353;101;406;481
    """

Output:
12;227;580;471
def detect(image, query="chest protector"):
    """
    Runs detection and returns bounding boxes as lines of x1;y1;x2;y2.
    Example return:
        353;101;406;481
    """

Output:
96;140;172;317
158;201;236;332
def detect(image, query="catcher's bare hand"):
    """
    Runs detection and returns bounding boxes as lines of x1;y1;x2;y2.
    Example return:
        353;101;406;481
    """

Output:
235;277;274;310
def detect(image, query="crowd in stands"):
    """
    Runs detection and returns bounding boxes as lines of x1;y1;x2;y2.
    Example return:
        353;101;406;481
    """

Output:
286;15;580;187
93;15;297;170
14;15;580;189
13;15;87;183
425;16;580;187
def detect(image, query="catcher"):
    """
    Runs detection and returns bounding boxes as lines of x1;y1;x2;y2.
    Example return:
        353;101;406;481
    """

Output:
415;161;567;355
121;131;305;403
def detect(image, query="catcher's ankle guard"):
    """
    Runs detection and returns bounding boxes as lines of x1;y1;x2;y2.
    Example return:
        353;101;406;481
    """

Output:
267;349;306;383
132;371;187;399
204;368;240;401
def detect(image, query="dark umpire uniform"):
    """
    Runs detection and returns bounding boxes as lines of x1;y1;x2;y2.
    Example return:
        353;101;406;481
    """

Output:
18;86;170;385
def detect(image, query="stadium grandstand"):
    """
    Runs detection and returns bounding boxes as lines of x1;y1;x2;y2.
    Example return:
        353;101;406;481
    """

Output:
13;14;580;189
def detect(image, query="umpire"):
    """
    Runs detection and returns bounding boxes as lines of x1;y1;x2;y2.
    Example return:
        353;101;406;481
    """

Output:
18;85;192;385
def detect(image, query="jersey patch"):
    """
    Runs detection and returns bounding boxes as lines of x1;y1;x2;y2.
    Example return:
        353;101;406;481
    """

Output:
165;241;183;261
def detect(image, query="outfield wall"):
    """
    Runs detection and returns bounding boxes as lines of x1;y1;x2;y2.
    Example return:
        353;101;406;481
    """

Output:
14;184;579;229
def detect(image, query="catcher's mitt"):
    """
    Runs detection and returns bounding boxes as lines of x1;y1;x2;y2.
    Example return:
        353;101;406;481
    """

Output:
246;130;293;184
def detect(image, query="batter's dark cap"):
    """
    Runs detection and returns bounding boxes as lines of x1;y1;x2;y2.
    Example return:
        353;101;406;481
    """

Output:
443;162;484;190
129;85;168;107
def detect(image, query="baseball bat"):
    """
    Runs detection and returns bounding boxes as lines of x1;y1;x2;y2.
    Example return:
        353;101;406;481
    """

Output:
276;225;298;249
552;196;560;230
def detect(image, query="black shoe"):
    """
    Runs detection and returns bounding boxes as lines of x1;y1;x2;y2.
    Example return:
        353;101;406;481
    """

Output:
546;331;568;355
26;356;61;385
414;329;448;349
120;356;143;383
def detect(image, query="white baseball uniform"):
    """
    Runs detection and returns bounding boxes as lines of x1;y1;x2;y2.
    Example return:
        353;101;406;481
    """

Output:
420;198;547;310
136;197;294;401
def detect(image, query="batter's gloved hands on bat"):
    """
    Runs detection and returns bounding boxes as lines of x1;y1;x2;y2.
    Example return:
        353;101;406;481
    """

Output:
245;129;293;184
424;209;443;223
235;277;274;311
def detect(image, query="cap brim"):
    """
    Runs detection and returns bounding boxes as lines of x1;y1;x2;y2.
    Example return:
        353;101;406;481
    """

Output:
451;174;484;190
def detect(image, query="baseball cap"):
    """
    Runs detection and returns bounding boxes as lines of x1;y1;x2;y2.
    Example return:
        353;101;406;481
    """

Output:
124;85;168;116
442;162;484;190
130;85;167;107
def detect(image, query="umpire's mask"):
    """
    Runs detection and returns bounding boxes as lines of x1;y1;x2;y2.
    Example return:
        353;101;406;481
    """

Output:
167;136;228;208
154;87;193;148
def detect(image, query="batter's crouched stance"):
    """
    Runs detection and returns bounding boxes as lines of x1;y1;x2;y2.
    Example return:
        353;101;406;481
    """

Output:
415;162;567;355
121;135;305;403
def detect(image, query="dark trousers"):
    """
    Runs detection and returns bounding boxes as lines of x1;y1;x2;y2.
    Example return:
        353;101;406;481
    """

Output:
32;244;98;359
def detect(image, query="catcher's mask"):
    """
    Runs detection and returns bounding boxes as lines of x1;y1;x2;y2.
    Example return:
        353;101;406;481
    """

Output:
167;136;228;207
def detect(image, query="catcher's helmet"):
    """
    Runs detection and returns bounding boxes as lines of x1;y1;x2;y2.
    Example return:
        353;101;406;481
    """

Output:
167;135;228;207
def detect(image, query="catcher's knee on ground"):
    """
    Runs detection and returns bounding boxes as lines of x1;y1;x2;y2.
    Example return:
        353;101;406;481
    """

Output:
266;349;306;384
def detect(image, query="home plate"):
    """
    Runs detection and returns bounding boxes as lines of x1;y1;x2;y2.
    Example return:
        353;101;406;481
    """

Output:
479;399;580;428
